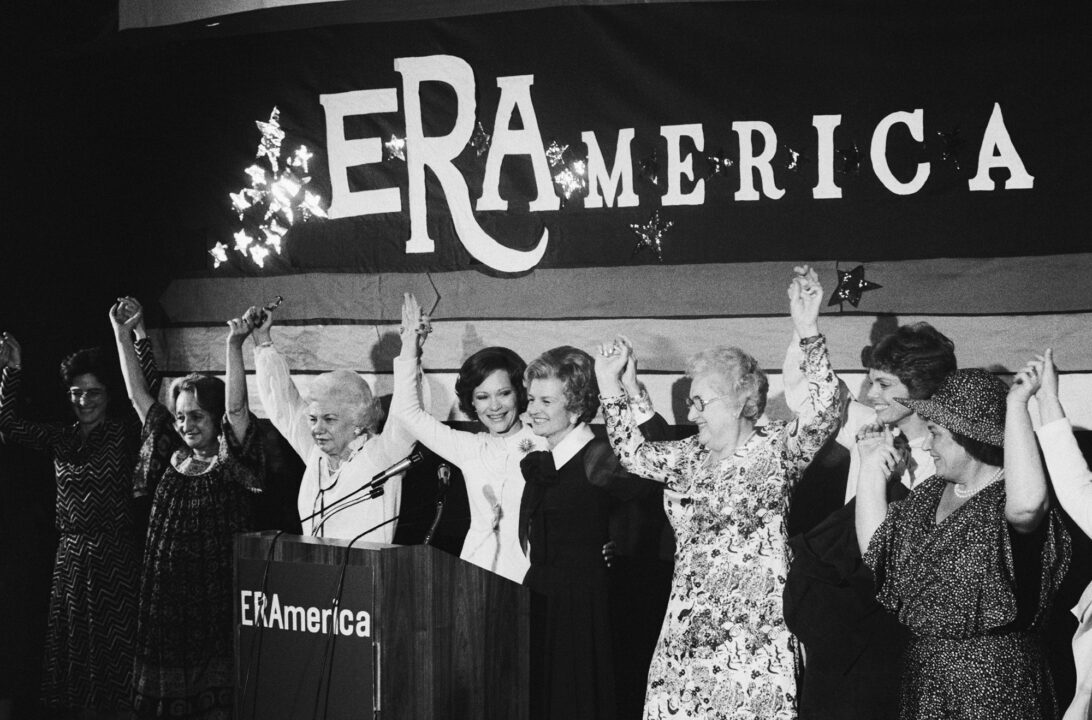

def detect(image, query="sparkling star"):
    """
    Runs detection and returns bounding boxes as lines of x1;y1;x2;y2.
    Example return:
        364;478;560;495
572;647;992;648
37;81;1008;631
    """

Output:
209;241;229;269
290;145;314;173
384;135;406;162
249;243;271;268
233;230;254;254
828;265;882;308
630;210;674;262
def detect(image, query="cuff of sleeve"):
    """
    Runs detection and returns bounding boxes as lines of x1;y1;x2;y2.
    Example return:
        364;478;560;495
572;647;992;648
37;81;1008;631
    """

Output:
599;393;628;405
1036;417;1072;438
798;333;824;346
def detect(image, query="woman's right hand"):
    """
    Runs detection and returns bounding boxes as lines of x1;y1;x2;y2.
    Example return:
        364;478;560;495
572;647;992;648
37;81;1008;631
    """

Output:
857;422;900;481
398;292;430;360
1037;348;1059;400
109;297;143;339
0;332;21;370
788;265;821;339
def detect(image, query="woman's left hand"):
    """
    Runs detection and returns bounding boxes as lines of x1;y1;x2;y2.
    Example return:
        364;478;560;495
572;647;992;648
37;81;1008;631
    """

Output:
788;264;822;338
594;337;629;396
1009;357;1045;403
398;292;431;359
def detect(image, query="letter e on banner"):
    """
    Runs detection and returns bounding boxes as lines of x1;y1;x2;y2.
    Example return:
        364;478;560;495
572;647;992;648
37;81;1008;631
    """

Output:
319;89;401;218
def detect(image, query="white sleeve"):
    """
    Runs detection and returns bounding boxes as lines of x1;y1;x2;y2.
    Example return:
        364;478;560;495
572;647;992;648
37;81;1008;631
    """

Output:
253;343;314;460
390;356;474;468
1037;417;1092;539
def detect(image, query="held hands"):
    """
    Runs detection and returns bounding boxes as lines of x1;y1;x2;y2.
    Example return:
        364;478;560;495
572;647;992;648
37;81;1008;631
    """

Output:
398;293;431;360
109;296;146;340
1008;354;1048;404
226;310;257;346
594;336;630;397
0;332;21;370
247;304;275;346
788;265;822;339
856;423;902;482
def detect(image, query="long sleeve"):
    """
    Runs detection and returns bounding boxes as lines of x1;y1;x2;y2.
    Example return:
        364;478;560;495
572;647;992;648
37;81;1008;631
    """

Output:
253;343;313;461
781;334;844;476
1037;418;1092;539
0;366;64;453
601;394;693;489
134;337;161;401
782;333;868;452
390;355;474;469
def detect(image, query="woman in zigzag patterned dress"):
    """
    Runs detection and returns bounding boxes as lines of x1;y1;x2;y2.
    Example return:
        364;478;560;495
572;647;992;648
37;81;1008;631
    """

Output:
0;298;156;718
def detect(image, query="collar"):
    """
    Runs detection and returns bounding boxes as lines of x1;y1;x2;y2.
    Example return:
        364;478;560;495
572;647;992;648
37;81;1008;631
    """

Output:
551;423;594;468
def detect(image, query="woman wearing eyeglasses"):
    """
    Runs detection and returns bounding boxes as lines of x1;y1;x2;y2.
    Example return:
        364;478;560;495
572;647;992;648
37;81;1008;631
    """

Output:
598;266;842;720
0;300;156;719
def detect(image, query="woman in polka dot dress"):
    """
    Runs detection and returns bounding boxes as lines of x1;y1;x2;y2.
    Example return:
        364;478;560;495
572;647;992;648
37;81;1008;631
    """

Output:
856;368;1071;720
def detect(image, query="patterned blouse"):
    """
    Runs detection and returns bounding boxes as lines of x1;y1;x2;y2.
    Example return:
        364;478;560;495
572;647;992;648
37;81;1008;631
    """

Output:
601;334;841;720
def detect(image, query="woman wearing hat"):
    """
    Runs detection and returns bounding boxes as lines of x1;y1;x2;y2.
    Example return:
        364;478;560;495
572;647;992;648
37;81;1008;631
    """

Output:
855;368;1071;719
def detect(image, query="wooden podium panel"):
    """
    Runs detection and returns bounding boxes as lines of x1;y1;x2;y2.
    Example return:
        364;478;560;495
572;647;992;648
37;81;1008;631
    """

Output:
235;532;529;720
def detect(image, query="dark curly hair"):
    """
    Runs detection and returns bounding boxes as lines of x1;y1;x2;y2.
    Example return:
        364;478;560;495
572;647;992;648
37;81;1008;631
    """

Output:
524;346;599;424
455;347;528;418
950;429;1004;467
168;373;225;433
59;347;123;412
867;323;957;400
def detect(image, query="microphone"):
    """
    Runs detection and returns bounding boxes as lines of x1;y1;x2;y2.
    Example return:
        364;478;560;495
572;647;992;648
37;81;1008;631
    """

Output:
424;463;452;546
372;449;424;485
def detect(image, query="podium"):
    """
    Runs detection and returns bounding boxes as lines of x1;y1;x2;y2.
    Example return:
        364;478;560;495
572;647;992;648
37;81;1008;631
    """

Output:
234;532;529;720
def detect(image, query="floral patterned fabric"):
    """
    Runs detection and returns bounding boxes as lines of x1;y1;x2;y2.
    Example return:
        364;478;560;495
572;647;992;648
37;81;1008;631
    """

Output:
864;476;1070;720
132;402;263;719
602;335;840;720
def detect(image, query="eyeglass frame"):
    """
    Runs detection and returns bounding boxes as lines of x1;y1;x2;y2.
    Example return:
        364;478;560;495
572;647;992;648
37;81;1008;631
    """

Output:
684;393;735;413
68;388;107;402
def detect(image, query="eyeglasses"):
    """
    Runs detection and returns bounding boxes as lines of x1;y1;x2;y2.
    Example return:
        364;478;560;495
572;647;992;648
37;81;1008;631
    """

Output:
685;393;734;412
68;388;106;401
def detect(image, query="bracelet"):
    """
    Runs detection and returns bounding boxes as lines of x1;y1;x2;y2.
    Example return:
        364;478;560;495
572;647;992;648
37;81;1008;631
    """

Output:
255;340;273;349
798;333;823;345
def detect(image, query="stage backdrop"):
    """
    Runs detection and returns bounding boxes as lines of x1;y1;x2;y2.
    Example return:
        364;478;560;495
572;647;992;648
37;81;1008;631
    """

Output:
108;2;1091;427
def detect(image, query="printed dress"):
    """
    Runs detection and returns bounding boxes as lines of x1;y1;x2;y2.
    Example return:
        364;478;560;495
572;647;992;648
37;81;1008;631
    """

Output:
864;476;1071;720
602;334;841;720
0;342;156;713
132;402;263;719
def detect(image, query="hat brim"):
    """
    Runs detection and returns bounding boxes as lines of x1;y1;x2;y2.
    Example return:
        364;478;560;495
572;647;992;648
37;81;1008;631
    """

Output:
897;396;1005;447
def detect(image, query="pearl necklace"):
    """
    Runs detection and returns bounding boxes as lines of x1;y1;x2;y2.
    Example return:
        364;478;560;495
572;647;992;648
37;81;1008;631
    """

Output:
952;467;1004;499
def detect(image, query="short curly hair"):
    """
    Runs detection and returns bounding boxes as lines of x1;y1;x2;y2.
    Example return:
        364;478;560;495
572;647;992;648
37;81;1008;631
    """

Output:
686;346;769;420
868;323;956;400
307;370;379;433
59;347;115;393
455;347;528;418
169;373;226;433
524;346;599;424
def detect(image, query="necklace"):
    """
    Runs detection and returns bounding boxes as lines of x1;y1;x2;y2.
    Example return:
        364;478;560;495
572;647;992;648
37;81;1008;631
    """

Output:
953;466;1004;499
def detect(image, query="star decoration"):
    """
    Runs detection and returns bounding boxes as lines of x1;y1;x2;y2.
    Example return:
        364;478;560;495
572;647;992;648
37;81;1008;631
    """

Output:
470;121;492;158
384;134;406;162
255;108;285;173
229;191;252;217
704;149;734;179
546;140;569;169
837;142;863;175
827;265;882;308
290;145;314;173
245;165;268;186
782;146;810;174
630;210;674;262
300;191;328;219
518;438;536;454
639;151;662;189
936;127;965;173
209;242;229;269
233;230;254;254
248;244;270;268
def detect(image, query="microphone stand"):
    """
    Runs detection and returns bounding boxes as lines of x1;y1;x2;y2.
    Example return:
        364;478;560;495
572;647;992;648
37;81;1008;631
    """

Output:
423;464;452;546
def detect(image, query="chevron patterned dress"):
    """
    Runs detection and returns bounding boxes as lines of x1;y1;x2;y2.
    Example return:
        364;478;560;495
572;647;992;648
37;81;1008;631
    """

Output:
0;366;143;713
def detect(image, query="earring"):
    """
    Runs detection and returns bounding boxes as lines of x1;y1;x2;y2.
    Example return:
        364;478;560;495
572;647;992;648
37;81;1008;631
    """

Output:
354;426;365;436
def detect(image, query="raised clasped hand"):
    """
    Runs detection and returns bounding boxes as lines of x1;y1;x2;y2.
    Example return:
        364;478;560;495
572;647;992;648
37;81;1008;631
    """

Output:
399;292;431;358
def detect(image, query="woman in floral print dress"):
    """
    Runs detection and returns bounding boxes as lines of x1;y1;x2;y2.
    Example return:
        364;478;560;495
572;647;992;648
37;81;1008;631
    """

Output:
598;266;841;720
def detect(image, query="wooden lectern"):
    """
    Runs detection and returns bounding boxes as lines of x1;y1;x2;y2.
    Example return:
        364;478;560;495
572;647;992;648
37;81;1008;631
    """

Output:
234;532;529;720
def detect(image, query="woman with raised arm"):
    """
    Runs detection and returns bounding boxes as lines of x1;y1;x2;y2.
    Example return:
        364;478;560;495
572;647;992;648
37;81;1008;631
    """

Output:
1015;349;1092;720
390;293;546;581
598;266;841;720
0;301;154;719
114;303;263;719
782;266;956;501
856;366;1070;719
250;305;415;540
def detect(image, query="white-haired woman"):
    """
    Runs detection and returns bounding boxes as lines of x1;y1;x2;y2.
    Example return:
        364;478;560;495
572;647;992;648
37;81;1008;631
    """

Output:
250;308;417;540
597;267;842;720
